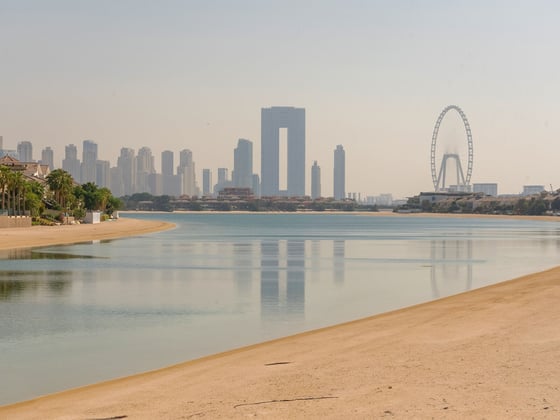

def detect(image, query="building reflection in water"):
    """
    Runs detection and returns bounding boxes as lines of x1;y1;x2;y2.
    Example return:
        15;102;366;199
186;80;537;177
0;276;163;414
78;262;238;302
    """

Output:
333;239;345;284
260;239;305;319
430;239;473;298
233;242;254;296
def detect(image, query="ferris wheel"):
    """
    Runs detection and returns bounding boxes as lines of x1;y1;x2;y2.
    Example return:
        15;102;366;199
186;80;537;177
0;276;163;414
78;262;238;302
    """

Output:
430;105;473;192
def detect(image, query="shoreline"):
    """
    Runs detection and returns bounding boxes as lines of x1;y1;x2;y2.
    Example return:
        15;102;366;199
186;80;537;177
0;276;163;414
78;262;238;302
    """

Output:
0;217;175;253
2;265;560;417
122;209;560;222
1;213;560;418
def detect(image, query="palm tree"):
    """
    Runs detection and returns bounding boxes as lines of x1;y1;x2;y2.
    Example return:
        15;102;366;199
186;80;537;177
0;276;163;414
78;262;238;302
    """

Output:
10;171;25;216
46;169;74;209
0;166;10;214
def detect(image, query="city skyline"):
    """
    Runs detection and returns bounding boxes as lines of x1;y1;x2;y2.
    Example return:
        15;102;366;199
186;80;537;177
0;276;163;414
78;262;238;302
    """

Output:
2;2;560;197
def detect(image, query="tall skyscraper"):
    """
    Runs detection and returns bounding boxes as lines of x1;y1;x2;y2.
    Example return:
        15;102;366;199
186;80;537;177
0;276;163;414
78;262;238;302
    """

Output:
252;174;261;197
233;139;253;189
136;147;155;193
117;148;136;195
261;106;305;197
41;147;54;170
62;144;81;182
161;150;174;177
333;145;346;200
81;140;98;184
17;141;33;162
202;169;212;196
96;160;111;188
161;150;179;196
217;167;228;184
311;161;321;199
214;167;230;195
177;149;196;196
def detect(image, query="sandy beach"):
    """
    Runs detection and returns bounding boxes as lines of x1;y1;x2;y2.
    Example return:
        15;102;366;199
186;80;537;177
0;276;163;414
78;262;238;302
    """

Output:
0;217;175;253
1;214;559;419
1;266;559;418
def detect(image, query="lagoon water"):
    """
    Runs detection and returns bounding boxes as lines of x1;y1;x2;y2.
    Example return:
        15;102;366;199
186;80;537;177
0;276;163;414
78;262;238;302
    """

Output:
1;213;560;404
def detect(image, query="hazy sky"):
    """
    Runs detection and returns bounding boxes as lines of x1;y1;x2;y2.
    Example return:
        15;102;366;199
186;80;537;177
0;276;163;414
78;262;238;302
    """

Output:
1;1;559;198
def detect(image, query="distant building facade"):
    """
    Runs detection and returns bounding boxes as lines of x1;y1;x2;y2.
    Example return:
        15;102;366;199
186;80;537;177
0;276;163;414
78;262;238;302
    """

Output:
161;150;174;177
41;147;54;170
17;141;33;162
233;138;253;189
214;167;231;195
333;145;345;200
473;183;498;196
81;140;98;184
136;146;155;193
161;150;180;196
117;147;136;196
62;144;81;182
311;161;321;199
96;160;111;188
202;168;212;196
177;149;196;196
261;106;305;196
522;185;545;196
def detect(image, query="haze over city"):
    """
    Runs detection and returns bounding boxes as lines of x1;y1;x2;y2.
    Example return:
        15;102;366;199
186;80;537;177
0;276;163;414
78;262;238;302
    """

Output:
2;1;559;198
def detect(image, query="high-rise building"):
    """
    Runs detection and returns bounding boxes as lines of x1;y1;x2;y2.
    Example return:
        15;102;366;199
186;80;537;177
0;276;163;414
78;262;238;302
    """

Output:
41;147;54;170
311;161;321;199
96;160;111;188
81;140;98;184
147;173;162;196
110;166;123;197
214;167;231;195
202;169;212;196
161;150;179;196
333;145;345;200
233;139;253;189
136;147;155;193
161;150;174;177
252;174;261;198
62;144;81;182
80;140;97;184
218;167;228;184
261;106;305;197
17;141;33;162
117;148;136;195
177;149;196;196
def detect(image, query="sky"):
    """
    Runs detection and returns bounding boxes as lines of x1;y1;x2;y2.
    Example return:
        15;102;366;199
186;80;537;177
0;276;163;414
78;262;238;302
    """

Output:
1;0;559;198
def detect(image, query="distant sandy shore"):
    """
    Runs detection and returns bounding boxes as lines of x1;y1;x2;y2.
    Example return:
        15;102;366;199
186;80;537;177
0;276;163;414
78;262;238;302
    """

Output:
2;265;560;418
0;217;175;253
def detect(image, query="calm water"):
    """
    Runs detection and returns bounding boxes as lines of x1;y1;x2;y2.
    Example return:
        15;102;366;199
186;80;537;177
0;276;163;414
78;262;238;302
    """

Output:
1;213;560;404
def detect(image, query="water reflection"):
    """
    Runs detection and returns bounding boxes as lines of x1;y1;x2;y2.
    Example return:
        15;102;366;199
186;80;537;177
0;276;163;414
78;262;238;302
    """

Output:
0;272;71;300
0;249;102;260
333;239;345;284
233;242;254;296
260;240;305;319
430;239;473;298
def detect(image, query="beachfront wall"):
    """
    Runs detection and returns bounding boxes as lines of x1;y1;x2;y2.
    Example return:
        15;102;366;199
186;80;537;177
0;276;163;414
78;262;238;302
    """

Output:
0;216;32;228
84;211;101;224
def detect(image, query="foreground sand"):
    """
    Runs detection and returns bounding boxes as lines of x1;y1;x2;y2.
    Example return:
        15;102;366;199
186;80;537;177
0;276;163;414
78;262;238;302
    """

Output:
1;264;559;419
0;217;175;253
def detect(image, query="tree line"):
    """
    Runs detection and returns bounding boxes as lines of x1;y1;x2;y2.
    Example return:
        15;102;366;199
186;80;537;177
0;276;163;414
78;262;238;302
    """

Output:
0;167;122;224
